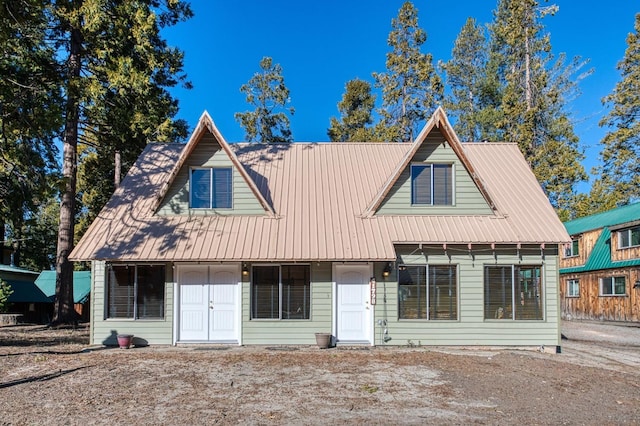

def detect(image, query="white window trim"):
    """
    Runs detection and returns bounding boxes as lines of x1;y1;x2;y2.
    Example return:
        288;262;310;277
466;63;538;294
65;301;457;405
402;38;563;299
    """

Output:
189;167;233;209
566;279;580;297
410;162;456;206
599;276;626;296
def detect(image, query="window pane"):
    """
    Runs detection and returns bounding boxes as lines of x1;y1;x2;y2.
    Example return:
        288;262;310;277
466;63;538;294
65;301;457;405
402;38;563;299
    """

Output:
398;266;426;319
632;228;640;246
281;265;310;319
432;164;452;205
484;266;513;319
514;266;543;320
191;169;211;208
212;168;232;208
429;266;457;320
620;230;630;248
107;266;135;318
252;266;279;319
614;276;626;295
567;279;579;297
601;277;613;295
136;265;165;319
411;165;431;205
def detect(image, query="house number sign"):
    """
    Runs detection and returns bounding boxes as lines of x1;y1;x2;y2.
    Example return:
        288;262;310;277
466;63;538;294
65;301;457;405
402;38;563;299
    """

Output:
370;278;377;305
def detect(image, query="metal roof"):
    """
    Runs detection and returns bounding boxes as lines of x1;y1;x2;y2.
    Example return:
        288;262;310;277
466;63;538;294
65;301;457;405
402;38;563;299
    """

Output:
70;110;569;262
564;203;640;236
560;227;640;274
34;271;91;304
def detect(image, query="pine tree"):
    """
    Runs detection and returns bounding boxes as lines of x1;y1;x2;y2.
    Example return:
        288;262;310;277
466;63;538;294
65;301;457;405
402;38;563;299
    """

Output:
441;18;490;142
328;78;377;142
50;0;192;324
596;13;640;205
373;1;443;142
489;0;587;217
235;57;295;143
0;1;62;269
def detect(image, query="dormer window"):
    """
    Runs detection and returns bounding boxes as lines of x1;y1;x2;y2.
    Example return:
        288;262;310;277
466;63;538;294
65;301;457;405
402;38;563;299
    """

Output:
564;238;579;258
190;167;232;209
411;164;453;205
619;226;640;249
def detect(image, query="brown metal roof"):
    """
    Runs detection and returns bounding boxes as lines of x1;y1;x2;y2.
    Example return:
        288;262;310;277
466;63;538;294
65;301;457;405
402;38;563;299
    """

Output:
70;112;570;262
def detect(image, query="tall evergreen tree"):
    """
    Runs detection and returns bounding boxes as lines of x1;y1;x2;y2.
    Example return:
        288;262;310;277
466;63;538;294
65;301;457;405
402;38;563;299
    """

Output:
441;18;490;142
0;1;62;269
50;0;192;324
489;0;587;217
328;78;377;142
595;13;640;205
373;1;443;142
235;57;295;143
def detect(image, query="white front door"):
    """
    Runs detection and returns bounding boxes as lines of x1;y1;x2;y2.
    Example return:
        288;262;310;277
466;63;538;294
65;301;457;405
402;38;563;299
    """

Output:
178;265;240;343
335;264;372;344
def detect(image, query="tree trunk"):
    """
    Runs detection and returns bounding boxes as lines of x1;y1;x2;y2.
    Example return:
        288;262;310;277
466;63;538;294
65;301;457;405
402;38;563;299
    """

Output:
52;25;82;325
114;150;121;188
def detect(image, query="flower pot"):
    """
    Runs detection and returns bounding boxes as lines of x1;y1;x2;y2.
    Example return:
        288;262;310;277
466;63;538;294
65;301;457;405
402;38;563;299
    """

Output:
117;334;134;349
315;333;332;349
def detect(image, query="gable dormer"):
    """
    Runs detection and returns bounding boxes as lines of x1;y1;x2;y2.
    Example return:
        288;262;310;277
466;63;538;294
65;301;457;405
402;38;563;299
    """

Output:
364;108;496;217
155;112;274;217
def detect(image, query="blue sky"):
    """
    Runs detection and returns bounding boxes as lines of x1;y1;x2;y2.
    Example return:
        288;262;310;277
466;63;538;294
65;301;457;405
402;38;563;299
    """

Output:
164;1;638;189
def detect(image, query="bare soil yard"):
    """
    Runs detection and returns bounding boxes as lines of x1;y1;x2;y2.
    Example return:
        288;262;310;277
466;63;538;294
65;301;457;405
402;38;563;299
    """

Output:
1;322;640;425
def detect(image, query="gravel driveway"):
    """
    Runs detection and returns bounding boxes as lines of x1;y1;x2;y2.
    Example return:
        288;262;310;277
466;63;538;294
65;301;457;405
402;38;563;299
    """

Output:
1;321;639;425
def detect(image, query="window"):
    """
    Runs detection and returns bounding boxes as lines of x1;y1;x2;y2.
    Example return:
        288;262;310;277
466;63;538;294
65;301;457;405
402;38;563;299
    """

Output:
600;276;626;296
619;227;640;248
411;164;453;205
251;265;310;320
564;239;579;258
398;265;457;320
567;279;580;297
190;167;232;208
484;265;543;320
107;265;165;319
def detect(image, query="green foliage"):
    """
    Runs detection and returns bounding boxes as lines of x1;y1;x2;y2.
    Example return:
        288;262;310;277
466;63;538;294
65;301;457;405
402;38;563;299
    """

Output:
595;13;640;206
328;79;377;142
488;0;587;216
373;1;443;142
0;1;63;267
442;18;495;142
0;279;13;313
235;57;295;143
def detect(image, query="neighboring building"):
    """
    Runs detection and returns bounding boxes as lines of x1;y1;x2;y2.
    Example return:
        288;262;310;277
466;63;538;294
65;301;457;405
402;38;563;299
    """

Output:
0;264;49;323
560;203;640;322
0;266;92;324
70;108;569;350
34;271;92;322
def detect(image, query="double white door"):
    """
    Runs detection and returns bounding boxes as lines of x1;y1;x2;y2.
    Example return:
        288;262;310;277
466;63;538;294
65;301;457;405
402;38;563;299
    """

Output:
179;265;239;342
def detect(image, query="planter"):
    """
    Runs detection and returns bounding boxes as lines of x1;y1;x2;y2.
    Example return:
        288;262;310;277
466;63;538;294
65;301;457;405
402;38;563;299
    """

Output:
117;334;134;349
315;333;332;349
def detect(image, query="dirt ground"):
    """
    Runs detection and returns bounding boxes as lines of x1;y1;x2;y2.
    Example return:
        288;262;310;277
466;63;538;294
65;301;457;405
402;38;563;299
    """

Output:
1;321;640;425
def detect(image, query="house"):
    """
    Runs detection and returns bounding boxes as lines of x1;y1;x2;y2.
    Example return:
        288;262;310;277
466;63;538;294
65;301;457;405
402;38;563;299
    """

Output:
0;264;48;323
0;266;92;324
560;203;640;322
70;108;569;350
34;271;92;322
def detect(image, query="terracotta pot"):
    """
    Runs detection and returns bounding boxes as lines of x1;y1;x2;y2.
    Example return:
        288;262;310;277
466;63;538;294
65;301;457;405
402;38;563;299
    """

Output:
117;334;133;349
315;333;331;349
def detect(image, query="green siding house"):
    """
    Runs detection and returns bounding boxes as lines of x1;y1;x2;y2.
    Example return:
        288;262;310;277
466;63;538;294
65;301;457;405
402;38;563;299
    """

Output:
71;108;569;350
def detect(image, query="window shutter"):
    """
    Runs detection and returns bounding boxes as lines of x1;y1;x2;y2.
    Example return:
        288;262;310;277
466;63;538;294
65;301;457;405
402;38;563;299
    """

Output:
411;165;431;205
